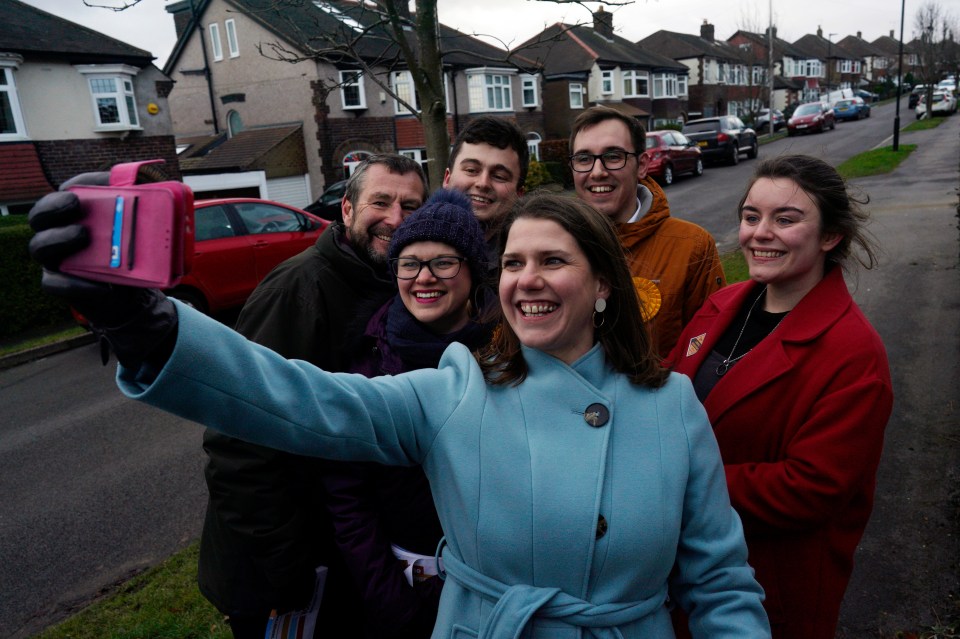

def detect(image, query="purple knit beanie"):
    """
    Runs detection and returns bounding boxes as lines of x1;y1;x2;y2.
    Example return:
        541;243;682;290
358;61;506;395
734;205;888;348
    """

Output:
388;189;487;284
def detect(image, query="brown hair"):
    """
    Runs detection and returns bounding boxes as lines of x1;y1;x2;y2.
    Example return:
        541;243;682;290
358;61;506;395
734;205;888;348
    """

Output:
476;193;668;388
569;106;646;154
738;155;878;269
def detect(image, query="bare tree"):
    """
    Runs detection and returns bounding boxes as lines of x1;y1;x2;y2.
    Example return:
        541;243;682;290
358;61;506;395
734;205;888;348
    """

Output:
913;1;958;117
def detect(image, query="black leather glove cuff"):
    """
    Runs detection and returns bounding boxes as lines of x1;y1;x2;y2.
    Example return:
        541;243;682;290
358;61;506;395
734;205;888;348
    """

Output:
93;290;178;369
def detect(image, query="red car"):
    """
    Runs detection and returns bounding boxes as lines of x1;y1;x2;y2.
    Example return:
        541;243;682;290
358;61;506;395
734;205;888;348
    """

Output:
786;102;836;136
643;130;704;186
168;198;329;313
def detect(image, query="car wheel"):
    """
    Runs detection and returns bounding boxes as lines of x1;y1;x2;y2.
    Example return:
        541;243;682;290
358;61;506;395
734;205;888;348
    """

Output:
747;139;758;159
662;165;674;186
694;158;704;176
729;145;740;165
168;288;208;314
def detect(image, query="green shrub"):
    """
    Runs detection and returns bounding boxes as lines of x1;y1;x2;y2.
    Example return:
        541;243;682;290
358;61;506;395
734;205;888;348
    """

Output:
523;160;553;190
0;221;73;340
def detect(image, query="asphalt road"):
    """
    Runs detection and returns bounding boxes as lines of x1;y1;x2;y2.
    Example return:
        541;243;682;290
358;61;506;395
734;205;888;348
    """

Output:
1;99;957;638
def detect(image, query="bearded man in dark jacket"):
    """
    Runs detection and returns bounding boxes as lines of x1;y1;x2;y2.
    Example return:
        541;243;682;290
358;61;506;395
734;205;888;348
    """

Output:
197;154;428;638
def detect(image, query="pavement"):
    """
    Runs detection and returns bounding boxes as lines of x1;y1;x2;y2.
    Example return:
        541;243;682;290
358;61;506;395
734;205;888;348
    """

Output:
2;114;958;637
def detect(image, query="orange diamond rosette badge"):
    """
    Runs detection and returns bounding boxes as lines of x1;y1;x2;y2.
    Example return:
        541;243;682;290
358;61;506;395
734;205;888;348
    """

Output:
632;277;662;322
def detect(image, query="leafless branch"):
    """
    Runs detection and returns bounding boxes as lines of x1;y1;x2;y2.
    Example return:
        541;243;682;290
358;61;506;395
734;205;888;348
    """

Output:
82;0;144;10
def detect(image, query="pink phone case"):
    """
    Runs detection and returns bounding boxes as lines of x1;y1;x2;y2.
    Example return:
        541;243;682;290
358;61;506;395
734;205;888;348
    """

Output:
59;161;194;288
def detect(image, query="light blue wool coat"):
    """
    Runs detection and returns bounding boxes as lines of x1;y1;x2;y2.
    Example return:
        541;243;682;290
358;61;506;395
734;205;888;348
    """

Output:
118;302;770;639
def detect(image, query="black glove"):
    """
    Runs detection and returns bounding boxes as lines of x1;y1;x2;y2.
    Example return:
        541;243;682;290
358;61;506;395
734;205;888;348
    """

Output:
28;175;178;369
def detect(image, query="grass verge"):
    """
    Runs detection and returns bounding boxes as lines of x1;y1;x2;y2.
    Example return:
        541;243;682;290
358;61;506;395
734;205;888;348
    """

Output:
33;542;230;639
836;144;917;180
903;116;948;131
0;326;87;358
720;249;749;284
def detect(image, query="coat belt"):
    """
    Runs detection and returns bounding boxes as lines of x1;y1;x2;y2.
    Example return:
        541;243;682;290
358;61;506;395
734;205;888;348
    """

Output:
442;550;666;639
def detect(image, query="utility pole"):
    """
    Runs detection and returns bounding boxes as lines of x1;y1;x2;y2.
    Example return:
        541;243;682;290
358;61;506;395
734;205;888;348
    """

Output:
768;0;775;136
893;0;905;150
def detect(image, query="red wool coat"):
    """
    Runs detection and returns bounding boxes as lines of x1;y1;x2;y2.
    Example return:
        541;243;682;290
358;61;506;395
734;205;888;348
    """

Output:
667;267;893;639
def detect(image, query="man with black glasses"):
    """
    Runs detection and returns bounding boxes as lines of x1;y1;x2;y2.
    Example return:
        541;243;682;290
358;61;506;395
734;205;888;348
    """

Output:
569;106;725;357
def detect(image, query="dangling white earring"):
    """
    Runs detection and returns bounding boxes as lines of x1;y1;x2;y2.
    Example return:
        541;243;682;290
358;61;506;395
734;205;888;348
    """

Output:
593;298;606;329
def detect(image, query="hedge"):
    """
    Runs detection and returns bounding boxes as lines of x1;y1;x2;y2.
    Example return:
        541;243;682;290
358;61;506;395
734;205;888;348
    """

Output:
0;219;73;340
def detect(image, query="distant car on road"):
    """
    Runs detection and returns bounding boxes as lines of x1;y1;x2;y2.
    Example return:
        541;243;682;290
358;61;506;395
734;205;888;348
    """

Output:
304;179;347;222
642;130;704;186
755;108;785;132
787;102;835;136
681;115;758;166
915;90;958;119
833;98;869;121
855;89;879;103
909;85;931;109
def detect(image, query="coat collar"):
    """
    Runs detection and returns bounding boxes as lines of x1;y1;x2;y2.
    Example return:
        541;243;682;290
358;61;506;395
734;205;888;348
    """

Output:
683;267;853;421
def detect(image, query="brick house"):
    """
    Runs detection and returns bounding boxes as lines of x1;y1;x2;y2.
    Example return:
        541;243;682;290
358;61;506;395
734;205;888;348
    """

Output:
793;28;864;99
837;32;890;85
726;28;806;111
639;21;760;120
513;7;688;143
163;0;544;204
0;0;177;216
871;31;921;86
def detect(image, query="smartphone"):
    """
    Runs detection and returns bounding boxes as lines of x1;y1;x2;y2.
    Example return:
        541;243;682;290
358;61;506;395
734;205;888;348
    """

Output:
59;180;194;288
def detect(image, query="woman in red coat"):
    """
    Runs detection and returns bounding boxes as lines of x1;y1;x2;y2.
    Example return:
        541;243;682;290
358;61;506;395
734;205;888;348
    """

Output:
668;155;893;639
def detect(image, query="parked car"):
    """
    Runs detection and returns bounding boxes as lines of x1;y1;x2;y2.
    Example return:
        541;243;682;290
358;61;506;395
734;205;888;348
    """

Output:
304;179;347;222
169;198;330;313
786;102;835;136
681;115;759;166
833;98;869;121
856;89;879;103
755;108;785;132
642;130;704;186
915;90;958;119
909;85;931;110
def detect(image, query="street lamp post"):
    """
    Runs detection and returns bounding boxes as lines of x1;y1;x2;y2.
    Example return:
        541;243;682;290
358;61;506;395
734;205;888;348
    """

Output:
828;33;837;96
893;0;906;150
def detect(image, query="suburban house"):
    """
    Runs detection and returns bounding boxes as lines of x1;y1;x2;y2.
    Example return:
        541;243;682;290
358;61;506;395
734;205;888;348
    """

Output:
793;28;864;99
0;0;177;216
871;30;920;85
164;0;544;204
513;7;688;142
726;28;806;110
639;21;761;120
837;32;890;84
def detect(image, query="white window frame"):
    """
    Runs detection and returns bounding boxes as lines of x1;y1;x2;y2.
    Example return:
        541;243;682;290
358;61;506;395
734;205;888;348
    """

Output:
225;18;239;58
0;55;27;140
466;68;515;113
526;132;541;162
569;82;584;109
392;70;419;115
75;64;141;131
677;75;688;96
521;74;539;107
653;73;677;99
209;23;223;62
339;70;367;110
601;70;614;95
622;70;649;97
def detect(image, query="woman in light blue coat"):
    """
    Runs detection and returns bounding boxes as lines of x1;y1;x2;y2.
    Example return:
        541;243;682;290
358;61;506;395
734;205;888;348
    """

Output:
32;192;770;639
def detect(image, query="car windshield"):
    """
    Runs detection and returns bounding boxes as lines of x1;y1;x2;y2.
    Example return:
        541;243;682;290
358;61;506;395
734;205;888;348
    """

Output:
682;121;719;133
794;103;822;116
836;100;854;107
645;136;661;149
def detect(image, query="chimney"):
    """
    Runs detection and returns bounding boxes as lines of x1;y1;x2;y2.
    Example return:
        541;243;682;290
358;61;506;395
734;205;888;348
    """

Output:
857;31;862;39
701;20;715;42
817;26;823;38
766;25;778;41
165;0;195;40
594;7;613;38
890;29;895;38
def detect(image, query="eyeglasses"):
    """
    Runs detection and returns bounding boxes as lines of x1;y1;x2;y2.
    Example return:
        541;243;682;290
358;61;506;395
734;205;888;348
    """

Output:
390;256;467;280
569;149;639;173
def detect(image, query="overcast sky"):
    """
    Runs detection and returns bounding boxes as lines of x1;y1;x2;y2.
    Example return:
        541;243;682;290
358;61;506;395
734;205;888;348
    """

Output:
18;0;944;68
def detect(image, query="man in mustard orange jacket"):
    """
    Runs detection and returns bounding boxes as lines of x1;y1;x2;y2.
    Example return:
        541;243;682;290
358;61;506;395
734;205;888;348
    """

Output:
569;107;725;357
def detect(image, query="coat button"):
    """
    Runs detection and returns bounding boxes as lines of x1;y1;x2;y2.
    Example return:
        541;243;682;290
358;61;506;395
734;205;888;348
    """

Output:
584;403;609;427
596;514;608;539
